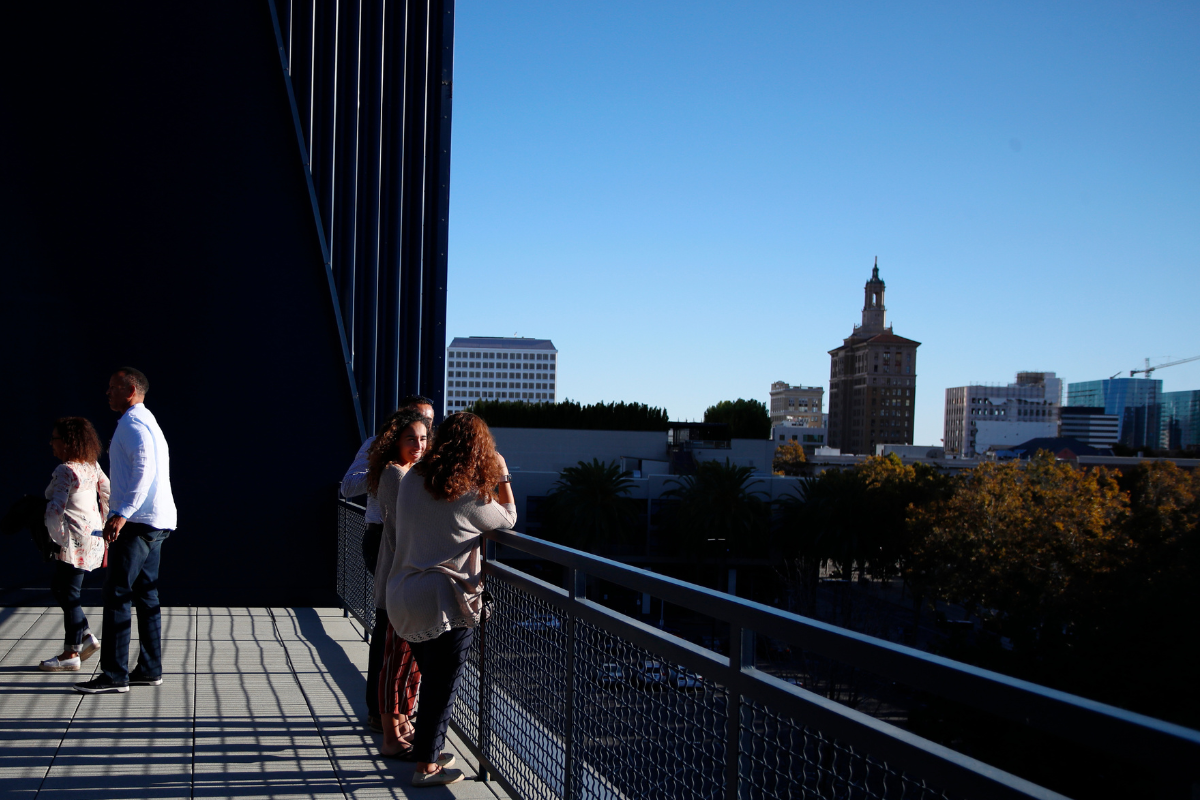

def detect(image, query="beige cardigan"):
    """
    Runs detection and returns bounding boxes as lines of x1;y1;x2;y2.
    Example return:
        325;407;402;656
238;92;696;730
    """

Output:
372;463;409;610
385;470;516;643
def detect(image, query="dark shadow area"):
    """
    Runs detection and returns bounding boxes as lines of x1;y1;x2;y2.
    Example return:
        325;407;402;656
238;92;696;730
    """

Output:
0;3;360;605
287;607;367;720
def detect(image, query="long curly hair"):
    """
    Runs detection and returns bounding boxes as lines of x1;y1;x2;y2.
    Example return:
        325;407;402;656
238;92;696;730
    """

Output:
414;412;504;501
54;417;102;464
366;409;430;495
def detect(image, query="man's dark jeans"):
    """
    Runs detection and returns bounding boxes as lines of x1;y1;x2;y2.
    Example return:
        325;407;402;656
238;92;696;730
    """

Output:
101;523;170;683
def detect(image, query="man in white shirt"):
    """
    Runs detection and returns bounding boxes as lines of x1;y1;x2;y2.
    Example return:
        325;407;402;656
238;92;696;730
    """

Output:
76;367;177;694
340;395;434;730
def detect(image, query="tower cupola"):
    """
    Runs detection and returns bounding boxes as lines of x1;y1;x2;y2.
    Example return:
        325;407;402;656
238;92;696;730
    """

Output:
860;257;888;332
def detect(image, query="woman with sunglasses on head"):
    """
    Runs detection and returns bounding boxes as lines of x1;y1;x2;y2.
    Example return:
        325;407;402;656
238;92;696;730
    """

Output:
386;411;515;787
40;417;110;671
365;409;432;759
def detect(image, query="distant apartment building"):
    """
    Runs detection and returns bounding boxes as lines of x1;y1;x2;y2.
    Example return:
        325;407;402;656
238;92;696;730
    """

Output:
1059;407;1120;449
1159;390;1200;451
771;422;827;455
827;261;920;454
1067;378;1161;450
769;382;824;427
943;372;1062;457
445;337;557;415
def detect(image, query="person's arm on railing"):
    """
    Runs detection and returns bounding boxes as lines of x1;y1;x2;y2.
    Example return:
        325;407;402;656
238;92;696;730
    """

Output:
340;436;375;499
495;452;514;507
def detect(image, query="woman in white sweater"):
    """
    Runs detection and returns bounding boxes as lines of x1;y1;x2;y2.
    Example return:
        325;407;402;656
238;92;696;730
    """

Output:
41;417;110;671
386;412;516;787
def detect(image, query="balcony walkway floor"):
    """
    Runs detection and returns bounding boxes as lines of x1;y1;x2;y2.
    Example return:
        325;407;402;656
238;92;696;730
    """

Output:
0;606;509;800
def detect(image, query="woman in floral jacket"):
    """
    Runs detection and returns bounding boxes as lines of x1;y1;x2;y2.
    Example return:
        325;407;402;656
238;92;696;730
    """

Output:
40;417;110;672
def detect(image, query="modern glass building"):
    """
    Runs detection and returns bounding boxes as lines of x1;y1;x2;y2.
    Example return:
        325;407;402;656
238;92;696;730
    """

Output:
1160;390;1200;451
1067;378;1162;449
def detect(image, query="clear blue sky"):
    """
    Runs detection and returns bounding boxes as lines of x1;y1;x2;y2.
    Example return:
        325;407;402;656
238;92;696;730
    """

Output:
445;1;1200;445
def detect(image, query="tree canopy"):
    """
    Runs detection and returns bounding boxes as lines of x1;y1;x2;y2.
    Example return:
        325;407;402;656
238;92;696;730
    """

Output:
772;441;807;475
703;398;770;439
908;452;1128;658
468;399;669;431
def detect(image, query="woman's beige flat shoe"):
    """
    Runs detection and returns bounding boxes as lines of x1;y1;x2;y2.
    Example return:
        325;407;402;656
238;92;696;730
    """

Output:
78;634;100;662
40;655;81;672
411;766;464;787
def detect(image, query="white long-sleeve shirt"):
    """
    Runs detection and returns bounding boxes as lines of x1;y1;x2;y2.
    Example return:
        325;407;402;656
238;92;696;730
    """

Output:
108;403;177;530
340;435;381;523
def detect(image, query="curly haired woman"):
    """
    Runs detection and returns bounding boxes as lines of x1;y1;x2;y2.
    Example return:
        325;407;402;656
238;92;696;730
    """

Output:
41;417;110;671
365;408;431;759
385;412;515;787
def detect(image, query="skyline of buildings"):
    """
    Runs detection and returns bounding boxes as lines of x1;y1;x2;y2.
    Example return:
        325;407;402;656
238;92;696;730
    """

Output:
443;271;1196;456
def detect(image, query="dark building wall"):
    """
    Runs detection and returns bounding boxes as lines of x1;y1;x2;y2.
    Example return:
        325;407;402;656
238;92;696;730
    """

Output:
0;3;361;604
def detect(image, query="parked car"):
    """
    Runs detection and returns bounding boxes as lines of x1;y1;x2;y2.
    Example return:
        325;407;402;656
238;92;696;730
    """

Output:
667;667;705;691
632;660;669;688
595;662;626;687
515;613;561;633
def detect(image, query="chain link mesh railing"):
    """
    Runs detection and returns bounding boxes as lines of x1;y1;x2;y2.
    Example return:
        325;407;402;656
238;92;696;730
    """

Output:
740;697;953;800
335;500;1199;800
336;499;374;635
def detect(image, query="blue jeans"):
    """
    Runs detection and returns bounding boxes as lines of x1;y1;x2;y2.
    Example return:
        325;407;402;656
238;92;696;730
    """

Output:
50;559;92;650
101;523;170;682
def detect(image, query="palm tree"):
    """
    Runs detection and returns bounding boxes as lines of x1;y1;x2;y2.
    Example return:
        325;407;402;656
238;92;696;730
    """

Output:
776;468;873;578
540;459;641;552
661;459;769;566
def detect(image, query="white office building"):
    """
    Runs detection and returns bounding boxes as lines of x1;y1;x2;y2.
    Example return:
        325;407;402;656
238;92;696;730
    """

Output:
445;337;558;415
944;372;1062;456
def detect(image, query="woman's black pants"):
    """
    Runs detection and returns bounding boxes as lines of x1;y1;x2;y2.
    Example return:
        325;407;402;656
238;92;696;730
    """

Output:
408;627;474;763
49;559;91;650
366;609;389;717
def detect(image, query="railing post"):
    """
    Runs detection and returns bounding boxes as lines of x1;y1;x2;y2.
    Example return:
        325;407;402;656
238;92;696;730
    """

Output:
564;566;585;800
478;535;497;782
726;624;754;800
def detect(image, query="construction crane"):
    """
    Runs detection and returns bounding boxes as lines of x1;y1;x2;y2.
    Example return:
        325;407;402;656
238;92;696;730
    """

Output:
1129;355;1200;378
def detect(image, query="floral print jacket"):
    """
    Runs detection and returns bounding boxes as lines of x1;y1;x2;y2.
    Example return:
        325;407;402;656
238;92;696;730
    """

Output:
44;461;110;571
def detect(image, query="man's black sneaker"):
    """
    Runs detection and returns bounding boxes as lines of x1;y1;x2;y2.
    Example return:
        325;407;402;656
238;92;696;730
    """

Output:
128;669;163;687
74;675;129;694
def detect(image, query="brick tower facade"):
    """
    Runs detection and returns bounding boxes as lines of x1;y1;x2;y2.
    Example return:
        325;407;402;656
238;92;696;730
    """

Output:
827;260;921;454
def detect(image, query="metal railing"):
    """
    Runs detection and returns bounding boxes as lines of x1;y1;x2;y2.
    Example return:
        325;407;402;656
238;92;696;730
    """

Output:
335;498;1200;799
336;499;375;637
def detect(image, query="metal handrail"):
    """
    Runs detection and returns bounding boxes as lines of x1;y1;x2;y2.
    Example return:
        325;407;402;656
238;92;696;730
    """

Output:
333;499;1200;799
480;559;1057;800
484;528;1200;772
